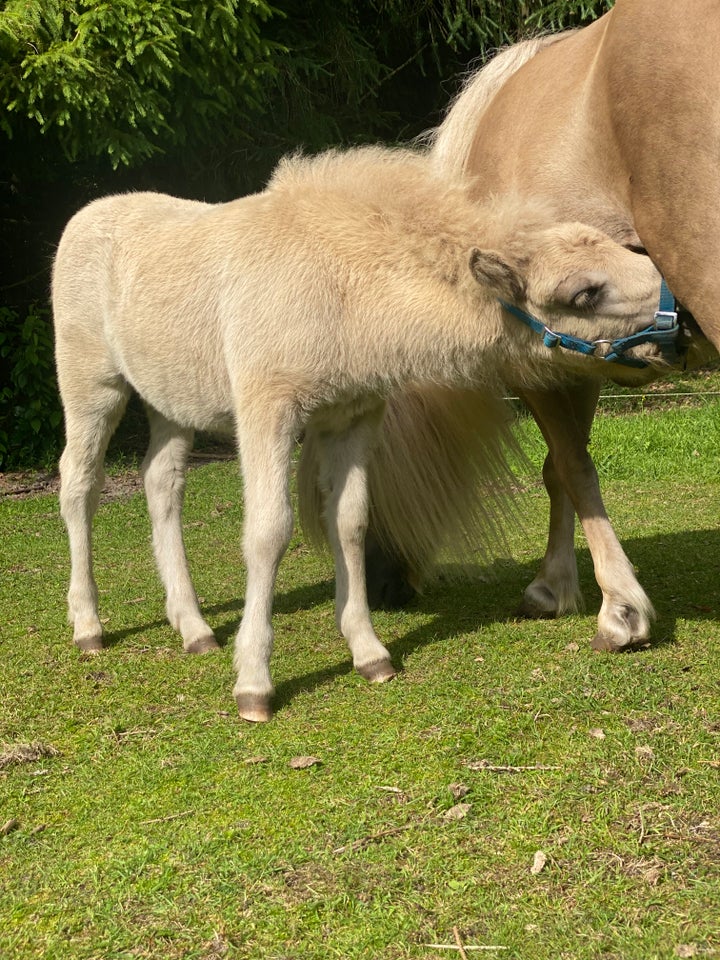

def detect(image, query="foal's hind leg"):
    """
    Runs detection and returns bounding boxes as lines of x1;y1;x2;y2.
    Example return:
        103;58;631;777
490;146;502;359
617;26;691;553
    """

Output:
142;408;218;653
59;379;131;652
316;407;396;683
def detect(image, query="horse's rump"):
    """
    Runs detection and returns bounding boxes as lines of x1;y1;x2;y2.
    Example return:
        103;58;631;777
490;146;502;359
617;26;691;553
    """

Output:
429;31;572;179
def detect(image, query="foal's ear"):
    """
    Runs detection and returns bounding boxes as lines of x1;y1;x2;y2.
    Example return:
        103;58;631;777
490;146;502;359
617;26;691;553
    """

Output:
469;248;525;301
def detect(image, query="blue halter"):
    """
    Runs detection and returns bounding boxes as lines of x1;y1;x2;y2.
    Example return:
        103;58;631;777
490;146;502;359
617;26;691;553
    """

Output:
499;278;680;369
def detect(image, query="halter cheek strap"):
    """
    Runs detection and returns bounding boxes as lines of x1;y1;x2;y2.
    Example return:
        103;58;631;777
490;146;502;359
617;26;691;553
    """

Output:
498;278;680;369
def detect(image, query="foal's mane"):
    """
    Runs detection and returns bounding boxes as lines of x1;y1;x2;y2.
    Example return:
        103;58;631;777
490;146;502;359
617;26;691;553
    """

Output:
266;146;484;279
267;144;453;220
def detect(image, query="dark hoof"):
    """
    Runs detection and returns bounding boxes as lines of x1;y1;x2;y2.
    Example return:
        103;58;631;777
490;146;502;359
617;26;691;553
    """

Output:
369;575;417;612
357;658;397;683
185;635;220;654
235;693;273;723
592;605;647;652
591;632;647;653
515;585;558;620
515;599;557;620
591;632;619;652
591;631;638;652
75;636;104;654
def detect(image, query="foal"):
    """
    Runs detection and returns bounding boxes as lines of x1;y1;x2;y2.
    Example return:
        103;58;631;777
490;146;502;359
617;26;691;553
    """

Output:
54;146;667;720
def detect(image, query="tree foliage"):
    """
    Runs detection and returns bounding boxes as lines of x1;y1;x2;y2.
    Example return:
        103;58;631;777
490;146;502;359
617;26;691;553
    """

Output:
0;0;279;166
0;305;61;468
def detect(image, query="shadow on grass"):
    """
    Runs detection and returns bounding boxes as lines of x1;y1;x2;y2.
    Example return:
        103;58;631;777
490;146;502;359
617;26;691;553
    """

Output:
270;527;720;712
99;578;337;649
100;527;720;710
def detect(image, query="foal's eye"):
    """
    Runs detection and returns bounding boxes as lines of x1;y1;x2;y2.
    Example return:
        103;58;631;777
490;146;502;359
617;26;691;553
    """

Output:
572;285;603;309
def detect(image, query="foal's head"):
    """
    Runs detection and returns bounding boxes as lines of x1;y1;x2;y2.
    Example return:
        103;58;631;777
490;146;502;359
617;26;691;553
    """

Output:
469;221;670;380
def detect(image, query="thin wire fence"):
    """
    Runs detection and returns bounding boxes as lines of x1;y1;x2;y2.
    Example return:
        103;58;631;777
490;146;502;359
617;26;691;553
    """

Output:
507;389;720;410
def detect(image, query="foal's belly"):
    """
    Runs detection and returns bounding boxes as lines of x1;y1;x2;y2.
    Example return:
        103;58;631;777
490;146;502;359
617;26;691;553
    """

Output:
110;327;236;434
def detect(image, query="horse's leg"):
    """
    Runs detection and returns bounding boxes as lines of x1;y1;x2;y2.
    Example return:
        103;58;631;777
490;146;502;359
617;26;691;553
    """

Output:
521;383;654;651
141;407;218;653
233;398;298;722
59;377;131;652
316;408;397;683
516;383;598;618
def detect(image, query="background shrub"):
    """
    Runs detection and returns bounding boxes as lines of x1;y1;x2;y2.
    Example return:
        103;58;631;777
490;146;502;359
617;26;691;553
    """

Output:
0;305;62;469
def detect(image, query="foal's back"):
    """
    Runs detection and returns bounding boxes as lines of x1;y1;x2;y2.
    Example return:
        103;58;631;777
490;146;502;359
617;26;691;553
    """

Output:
52;149;490;434
52;190;270;433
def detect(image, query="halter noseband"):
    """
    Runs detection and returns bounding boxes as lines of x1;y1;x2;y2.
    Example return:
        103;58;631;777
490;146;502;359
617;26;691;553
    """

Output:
499;278;680;369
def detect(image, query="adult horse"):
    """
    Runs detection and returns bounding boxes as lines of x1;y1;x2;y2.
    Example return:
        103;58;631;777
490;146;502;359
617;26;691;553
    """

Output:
367;0;720;651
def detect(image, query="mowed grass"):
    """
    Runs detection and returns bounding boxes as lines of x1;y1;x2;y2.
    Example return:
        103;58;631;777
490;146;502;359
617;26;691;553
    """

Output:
2;390;720;959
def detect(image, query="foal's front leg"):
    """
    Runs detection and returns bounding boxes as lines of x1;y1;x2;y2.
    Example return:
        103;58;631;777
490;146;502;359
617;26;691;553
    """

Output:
316;407;397;683
233;401;298;722
59;379;131;652
521;384;654;650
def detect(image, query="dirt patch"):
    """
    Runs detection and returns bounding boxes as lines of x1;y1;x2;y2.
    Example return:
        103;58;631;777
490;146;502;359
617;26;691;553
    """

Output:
0;469;144;502
0;470;61;499
0;449;235;502
0;741;59;768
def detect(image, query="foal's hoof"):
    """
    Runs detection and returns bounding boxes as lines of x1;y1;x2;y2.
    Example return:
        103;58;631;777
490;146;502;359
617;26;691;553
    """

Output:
357;658;397;683
75;636;104;654
235;693;273;723
185;635;220;654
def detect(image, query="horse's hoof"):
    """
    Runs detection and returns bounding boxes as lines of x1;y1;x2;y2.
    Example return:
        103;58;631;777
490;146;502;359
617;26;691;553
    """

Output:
515;599;557;620
365;536;417;610
185;635;220;654
357;658;397;683
592;605;648;652
75;636;104;654
591;631;629;652
367;576;417;611
592;631;648;653
235;693;273;723
516;584;558;619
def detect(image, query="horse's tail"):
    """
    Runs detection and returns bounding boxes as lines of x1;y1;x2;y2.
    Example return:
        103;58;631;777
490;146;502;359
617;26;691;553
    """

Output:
297;385;523;584
429;32;572;178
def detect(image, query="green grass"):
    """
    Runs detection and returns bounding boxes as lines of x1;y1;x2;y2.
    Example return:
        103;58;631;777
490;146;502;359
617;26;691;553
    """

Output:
2;394;720;959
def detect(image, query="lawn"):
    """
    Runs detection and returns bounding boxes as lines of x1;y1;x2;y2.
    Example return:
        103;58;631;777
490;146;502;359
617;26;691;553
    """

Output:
1;386;719;959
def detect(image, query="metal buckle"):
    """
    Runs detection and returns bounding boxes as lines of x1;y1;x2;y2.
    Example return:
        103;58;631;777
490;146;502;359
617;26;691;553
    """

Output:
542;328;561;348
653;310;679;330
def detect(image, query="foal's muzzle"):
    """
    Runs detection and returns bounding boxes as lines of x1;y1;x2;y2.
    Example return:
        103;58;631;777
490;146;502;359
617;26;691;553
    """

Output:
499;277;682;370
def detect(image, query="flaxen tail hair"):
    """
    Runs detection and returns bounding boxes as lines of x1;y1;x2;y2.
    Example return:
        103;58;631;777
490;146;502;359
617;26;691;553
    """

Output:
297;385;524;584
